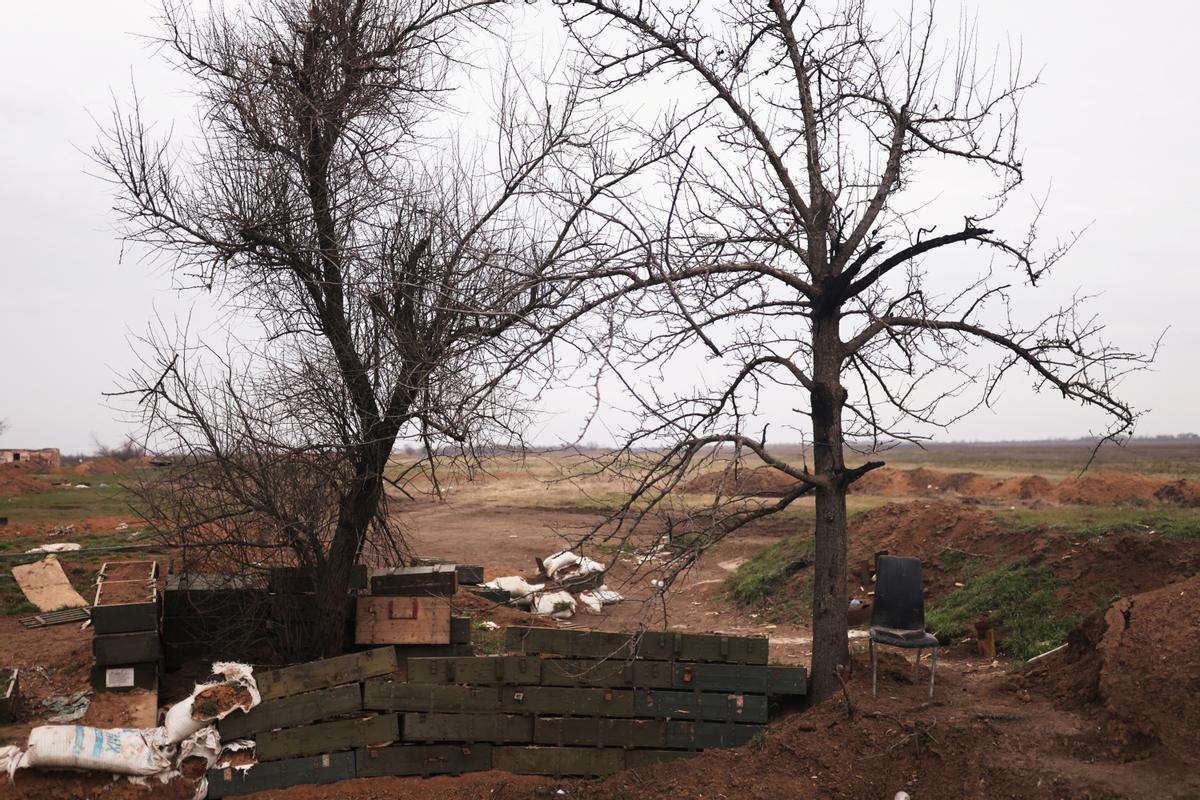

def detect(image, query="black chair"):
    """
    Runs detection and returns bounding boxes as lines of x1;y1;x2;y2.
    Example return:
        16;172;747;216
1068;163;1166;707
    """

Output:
869;555;939;698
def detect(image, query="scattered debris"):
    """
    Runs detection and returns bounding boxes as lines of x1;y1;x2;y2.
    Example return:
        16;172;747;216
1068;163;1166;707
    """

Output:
24;542;82;554
41;691;91;723
19;606;91;629
480;576;545;608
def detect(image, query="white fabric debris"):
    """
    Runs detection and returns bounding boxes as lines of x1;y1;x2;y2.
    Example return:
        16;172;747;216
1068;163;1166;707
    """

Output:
532;590;577;618
481;576;544;607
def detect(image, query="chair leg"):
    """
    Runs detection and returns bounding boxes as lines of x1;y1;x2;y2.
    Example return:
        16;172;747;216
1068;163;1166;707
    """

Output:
929;647;937;699
870;638;877;698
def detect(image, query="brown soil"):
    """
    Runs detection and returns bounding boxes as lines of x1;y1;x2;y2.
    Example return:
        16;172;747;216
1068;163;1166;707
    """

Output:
67;457;140;476
96;580;155;606
191;682;254;720
0;774;195;800
685;464;1200;506
0;462;48;497
100;562;157;582
83;688;158;730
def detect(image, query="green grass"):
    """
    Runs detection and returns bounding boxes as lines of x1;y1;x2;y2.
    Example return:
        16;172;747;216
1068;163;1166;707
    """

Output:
724;535;814;608
926;562;1077;661
1;472;138;523
995;505;1200;541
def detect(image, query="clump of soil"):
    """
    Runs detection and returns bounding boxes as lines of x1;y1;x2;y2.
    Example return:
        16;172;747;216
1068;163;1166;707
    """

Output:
0;463;48;497
1026;574;1200;764
96;580;154;606
191;682;253;720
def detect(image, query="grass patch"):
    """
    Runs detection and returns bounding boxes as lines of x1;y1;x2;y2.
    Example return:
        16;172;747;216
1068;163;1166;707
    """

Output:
724;535;814;608
995;505;1200;541
926;562;1076;661
1;473;138;524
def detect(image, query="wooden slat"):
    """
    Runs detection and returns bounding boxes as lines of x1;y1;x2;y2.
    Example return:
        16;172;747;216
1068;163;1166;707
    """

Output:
767;665;808;695
493;746;624;777
219;683;362;740
92;631;160;666
206;752;355;798
355;743;492;777
501;686;635;718
402;712;533;744
19;607;90;628
363;681;501;714
370;566;458;597
504;627;769;664
257;647;397;701
665;721;765;750
634;690;768;723
354;597;451;645
539;658;673;689
672;663;768;693
450;616;472;645
533;717;666;748
406;656;541;686
255;714;399;761
624;749;699;769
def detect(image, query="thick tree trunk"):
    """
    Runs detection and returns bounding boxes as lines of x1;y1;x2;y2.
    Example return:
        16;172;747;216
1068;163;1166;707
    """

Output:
808;311;849;702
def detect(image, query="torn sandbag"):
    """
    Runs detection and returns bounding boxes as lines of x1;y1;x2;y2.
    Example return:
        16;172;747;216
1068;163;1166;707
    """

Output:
542;550;606;591
577;585;623;613
532;590;577;619
11;556;89;612
592;585;624;604
20;725;174;776
577;592;603;614
481;576;544;608
164;662;260;744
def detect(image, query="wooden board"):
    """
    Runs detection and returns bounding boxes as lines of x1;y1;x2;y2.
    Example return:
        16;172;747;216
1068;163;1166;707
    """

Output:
0;669;18;723
392;644;474;666
268;565;368;594
219;683;363;740
454;565;485;585
163;573;268;618
363;681;501;714
533;717;666;748
370;566;458;597
450;616;472;645
406;656;541;686
634;690;769;723
356;743;492;778
624;749;699;769
539;658;673;689
355;597;451;645
206;752;356;798
493;746;625;777
92;631;160;666
403;712;533;744
767;665;808;695
11;556;88;612
469;588;511;604
89;663;158;693
504;627;769;664
91;579;158;635
257;647;397;701
255;714;399;761
501;686;635;718
665;721;765;750
672;663;768;693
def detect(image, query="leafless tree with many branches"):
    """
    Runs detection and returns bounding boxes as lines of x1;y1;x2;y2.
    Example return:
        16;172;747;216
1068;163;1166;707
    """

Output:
555;0;1153;700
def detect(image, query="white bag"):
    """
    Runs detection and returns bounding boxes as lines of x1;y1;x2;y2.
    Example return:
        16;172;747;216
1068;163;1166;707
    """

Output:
532;590;576;618
482;576;544;606
22;726;173;776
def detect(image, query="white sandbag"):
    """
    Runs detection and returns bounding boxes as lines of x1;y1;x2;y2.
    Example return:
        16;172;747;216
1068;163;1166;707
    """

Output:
164;662;260;744
532;590;576;618
482;576;545;605
592;585;624;604
22;725;173;776
576;592;604;615
542;551;580;578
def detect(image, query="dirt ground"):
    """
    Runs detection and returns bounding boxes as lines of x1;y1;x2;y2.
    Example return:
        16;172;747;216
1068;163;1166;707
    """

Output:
2;446;1199;799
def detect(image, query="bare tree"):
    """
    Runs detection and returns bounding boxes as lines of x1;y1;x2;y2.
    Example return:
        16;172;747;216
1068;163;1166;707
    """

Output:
95;0;620;656
557;0;1153;699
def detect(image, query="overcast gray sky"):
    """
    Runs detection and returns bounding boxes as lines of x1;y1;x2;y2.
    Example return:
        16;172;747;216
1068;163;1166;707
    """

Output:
1;0;1197;453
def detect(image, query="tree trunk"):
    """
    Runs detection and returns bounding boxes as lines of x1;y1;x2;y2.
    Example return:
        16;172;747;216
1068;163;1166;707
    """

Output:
808;311;849;702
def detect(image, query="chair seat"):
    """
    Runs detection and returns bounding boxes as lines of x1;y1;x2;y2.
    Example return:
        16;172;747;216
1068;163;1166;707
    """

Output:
870;626;939;649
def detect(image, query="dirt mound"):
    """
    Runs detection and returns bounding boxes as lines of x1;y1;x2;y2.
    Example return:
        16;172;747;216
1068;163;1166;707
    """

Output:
67;457;138;476
996;474;1055;500
1154;479;1200;507
0;462;47;496
681;466;799;496
1054;469;1162;504
1027;574;1200;764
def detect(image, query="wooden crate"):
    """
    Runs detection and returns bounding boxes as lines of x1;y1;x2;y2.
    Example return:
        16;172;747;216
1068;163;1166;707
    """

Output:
268;565;369;593
539;658;673;689
665;721;765;750
355;597;451;645
257;647;397;701
206;751;355;798
406;656;541;686
533;717;667;749
219;683;363;740
634;690;769;723
0;669;18;723
89;663;158;693
450;616;472;645
363;681;501;714
370;566;458;597
163;573;268;618
504;627;769;664
504;628;637;660
255;713;399;761
624;749;699;769
672;663;768;693
93;631;160;666
403;712;533;744
767;665;808;696
92;561;159;635
493;746;624;777
356;743;492;778
501;686;635;718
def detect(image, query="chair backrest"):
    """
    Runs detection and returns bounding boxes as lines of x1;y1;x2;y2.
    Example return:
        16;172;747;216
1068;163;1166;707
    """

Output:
870;555;926;631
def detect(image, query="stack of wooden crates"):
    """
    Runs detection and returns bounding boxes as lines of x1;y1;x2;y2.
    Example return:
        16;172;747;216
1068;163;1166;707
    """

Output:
356;565;476;659
90;560;161;694
206;626;806;797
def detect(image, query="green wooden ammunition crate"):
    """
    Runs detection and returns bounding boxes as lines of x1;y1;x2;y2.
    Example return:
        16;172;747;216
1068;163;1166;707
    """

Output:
665;721;765;750
533;717;666;748
634;690;768;723
406;656;541;685
92;631;161;666
163;573;268;618
767;665;808;695
255;713;399;761
0;669;19;723
624;749;700;769
257;647;397;700
370;566;458;597
356;743;492;777
504;627;769;664
219;683;362;740
469;588;511;604
539;658;673;689
391;644;474;666
364;681;501;714
268;565;368;593
206;751;355;798
453;565;485;585
89;663;158;693
450;616;472;644
501;686;635;717
672;663;768;693
493;746;625;777
403;712;532;743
